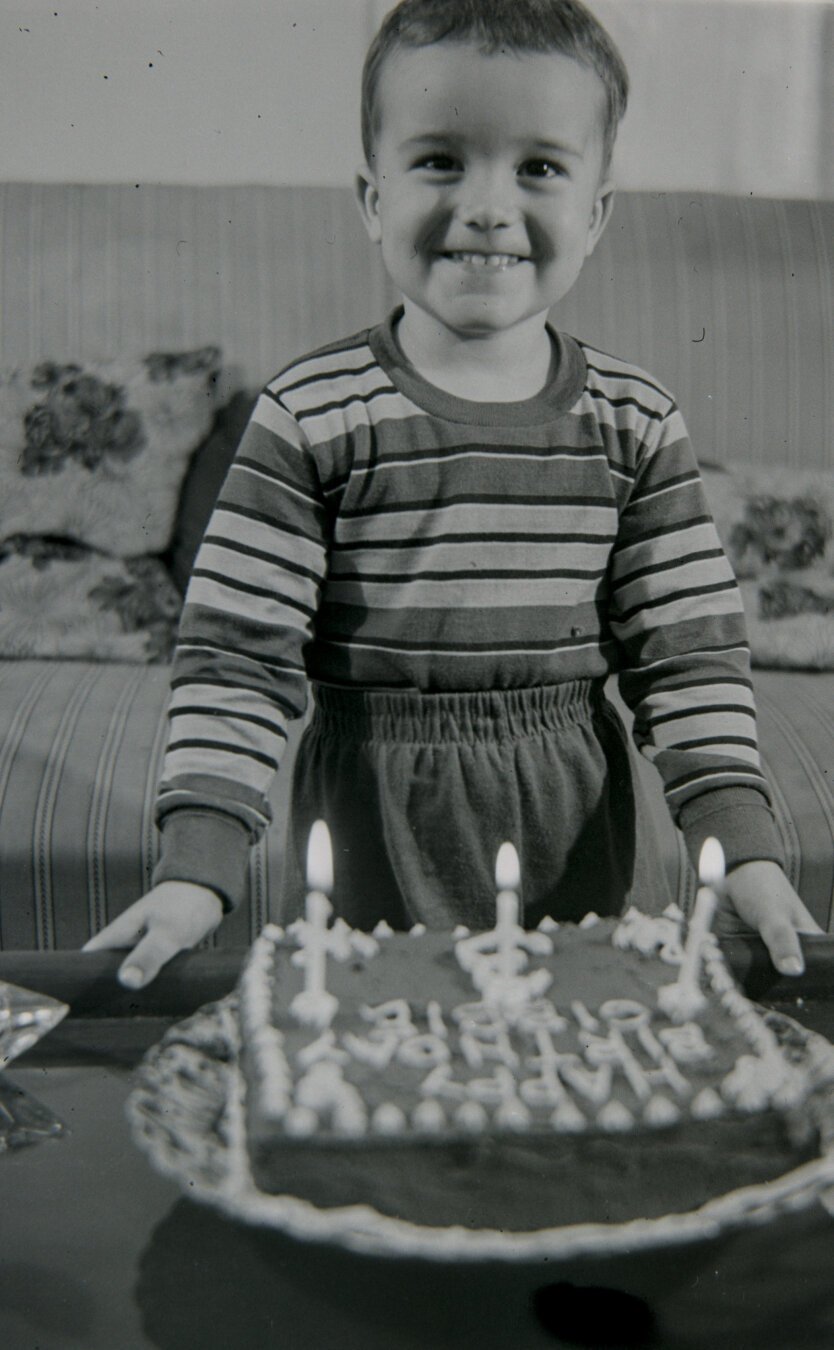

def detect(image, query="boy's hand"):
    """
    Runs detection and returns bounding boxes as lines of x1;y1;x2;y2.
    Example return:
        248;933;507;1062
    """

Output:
82;882;224;989
715;859;823;977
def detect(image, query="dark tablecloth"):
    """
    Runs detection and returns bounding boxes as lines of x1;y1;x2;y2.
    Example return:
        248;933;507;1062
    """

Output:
5;1057;834;1350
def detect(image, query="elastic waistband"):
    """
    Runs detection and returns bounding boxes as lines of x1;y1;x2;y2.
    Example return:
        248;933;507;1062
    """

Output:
310;680;605;745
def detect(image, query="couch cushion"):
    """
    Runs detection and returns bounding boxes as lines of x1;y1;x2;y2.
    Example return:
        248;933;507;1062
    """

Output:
0;661;295;951
0;546;182;663
0;347;223;663
0;348;221;556
701;462;834;670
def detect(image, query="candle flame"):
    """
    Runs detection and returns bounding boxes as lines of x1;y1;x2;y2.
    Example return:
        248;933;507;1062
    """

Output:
495;841;521;893
306;819;334;895
698;836;725;888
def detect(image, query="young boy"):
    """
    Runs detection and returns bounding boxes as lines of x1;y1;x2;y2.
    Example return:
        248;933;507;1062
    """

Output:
86;0;819;986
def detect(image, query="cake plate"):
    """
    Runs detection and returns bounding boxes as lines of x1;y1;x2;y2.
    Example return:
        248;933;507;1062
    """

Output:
126;994;834;1263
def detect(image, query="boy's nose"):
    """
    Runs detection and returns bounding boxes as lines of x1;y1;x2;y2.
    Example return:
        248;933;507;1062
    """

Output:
456;170;518;231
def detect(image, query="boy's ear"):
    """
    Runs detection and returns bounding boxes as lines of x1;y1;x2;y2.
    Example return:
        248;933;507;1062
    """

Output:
585;181;616;259
354;164;383;244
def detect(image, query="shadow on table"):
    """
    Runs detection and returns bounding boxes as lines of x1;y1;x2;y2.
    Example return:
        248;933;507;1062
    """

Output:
135;1197;834;1350
0;1259;95;1342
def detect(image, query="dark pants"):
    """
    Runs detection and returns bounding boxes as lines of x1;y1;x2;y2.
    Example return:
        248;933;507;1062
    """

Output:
281;680;671;931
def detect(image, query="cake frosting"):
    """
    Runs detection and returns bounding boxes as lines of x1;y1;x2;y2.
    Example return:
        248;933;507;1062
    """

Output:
236;901;824;1233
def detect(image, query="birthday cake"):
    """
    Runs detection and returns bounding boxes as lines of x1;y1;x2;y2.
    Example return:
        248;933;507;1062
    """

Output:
236;848;829;1234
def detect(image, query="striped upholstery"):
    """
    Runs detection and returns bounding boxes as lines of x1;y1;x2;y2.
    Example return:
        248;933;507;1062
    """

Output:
0;661;293;951
1;661;830;950
0;183;831;948
563;194;834;473
615;672;834;931
0;184;831;468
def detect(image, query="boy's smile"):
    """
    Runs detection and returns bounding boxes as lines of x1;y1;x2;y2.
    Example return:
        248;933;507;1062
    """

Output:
356;43;614;381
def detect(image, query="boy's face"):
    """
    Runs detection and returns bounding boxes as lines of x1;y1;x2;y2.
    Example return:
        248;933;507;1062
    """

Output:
356;42;614;347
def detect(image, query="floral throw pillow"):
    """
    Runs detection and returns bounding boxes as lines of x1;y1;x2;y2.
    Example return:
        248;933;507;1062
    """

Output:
701;462;834;670
0;537;182;662
0;347;221;556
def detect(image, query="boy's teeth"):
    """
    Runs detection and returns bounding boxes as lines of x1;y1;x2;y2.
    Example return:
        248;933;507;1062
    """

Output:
448;252;520;269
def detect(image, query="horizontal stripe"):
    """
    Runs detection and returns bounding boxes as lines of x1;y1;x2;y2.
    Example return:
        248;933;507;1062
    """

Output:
194;544;321;606
614;580;740;630
320;630;607;657
627;469;702;506
665;765;768;795
233;454;319;500
269;341;381;396
329;541;612;575
202;508;327;571
672;735;759;752
293;383;406;422
613;546;725;589
584;358;673;406
209;499;323;542
647;701;756;727
324;578;605;609
200;535;321;585
171;645;306;680
188;571;316;625
614;552;734;598
168;705;289;739
250;393;308;447
166;738;280;771
613;514;714;550
337;492;616;520
278;356;379;398
585;388;668;423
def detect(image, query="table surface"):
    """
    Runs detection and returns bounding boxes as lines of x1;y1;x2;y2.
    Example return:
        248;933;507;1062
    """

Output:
5;944;834;1350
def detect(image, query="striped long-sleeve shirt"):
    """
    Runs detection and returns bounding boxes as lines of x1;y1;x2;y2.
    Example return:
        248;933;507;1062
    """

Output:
154;310;782;908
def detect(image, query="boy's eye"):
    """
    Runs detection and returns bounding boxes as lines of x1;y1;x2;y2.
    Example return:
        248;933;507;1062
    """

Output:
413;153;459;173
519;158;567;180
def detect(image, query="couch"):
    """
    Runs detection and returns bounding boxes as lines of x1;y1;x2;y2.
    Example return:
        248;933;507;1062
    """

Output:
0;183;831;952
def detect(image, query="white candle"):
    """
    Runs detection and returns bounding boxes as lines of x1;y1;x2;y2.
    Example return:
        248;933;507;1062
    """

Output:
495;841;521;894
304;890;332;999
685;837;725;974
495;842;521;981
290;820;340;1027
658;837;725;1022
306;819;334;895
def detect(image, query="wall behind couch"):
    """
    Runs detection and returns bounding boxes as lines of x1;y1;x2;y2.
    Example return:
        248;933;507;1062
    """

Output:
1;0;832;199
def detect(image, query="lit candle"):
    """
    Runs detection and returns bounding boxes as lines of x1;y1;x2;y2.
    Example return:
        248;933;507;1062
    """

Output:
306;818;334;896
494;842;521;982
495;841;521;895
658;836;725;1022
454;842;551;1006
291;820;343;1027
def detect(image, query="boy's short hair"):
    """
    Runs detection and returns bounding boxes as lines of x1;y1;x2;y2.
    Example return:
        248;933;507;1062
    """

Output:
361;0;629;173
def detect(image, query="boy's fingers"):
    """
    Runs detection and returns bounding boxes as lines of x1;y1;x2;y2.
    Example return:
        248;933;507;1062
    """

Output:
81;909;147;952
792;906;824;936
117;927;183;990
757;913;805;977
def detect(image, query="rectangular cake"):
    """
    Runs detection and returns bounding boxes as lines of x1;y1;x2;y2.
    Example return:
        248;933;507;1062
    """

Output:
235;906;825;1234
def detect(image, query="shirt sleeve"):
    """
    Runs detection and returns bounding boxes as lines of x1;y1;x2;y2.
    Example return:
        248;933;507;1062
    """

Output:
608;402;784;875
152;388;329;909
